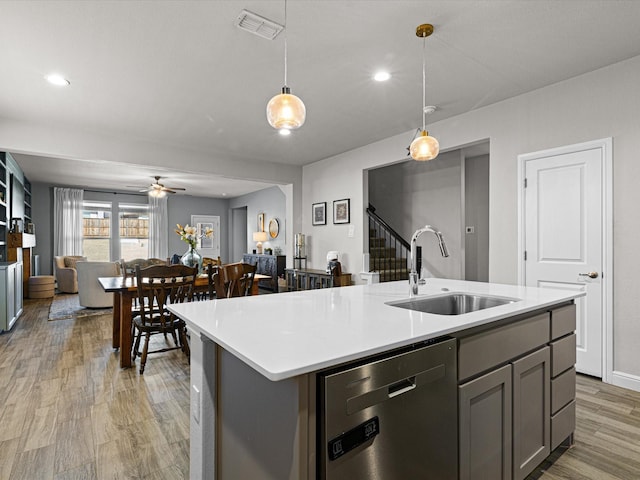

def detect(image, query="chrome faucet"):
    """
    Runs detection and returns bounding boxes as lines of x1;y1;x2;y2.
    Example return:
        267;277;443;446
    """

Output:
409;225;449;297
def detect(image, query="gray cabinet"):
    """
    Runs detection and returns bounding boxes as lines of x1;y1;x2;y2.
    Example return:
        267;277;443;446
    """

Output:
549;304;577;450
0;261;23;333
459;364;512;480
512;347;550;480
457;304;575;480
242;254;285;291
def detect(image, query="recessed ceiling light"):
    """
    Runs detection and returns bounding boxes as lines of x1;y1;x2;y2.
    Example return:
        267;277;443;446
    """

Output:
278;128;291;136
373;71;391;82
45;73;70;86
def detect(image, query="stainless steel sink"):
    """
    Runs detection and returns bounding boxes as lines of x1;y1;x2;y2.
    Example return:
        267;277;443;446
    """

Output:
386;292;519;315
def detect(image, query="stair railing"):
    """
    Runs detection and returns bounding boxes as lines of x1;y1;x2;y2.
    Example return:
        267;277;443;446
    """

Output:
366;204;419;282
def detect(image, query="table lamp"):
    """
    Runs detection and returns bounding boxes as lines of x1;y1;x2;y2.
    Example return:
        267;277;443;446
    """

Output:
253;231;268;254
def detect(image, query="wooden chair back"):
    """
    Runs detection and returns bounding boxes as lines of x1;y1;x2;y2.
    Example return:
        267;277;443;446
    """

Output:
208;262;256;299
202;256;222;268
121;257;167;279
135;264;197;325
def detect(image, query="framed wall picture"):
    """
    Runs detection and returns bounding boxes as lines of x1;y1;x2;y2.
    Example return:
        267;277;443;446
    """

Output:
191;214;221;258
312;202;326;226
257;212;265;232
333;199;350;224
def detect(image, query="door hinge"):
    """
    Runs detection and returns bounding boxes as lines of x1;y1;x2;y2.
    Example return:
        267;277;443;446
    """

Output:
524;178;528;188
524;251;527;261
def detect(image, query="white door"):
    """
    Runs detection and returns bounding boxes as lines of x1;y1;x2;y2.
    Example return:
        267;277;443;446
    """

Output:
521;140;610;378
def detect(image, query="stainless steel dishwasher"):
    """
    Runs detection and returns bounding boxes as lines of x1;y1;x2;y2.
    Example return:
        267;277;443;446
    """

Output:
318;337;457;479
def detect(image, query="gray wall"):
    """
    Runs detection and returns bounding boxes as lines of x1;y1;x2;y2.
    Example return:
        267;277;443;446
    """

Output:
464;154;489;281
368;150;463;279
31;183;283;274
167;195;230;261
229;186;287;257
30;183;231;275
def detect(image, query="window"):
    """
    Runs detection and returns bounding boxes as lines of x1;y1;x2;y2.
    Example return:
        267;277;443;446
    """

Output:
119;203;149;261
83;201;112;261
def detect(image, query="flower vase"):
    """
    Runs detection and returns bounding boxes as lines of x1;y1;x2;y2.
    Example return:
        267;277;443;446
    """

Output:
181;247;203;273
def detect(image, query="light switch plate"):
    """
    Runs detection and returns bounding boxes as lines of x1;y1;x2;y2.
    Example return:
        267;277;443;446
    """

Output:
348;225;355;238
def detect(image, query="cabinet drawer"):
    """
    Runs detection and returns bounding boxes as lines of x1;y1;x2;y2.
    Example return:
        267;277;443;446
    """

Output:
551;367;576;414
550;334;576;377
458;312;550;381
551;304;576;340
551;400;576;450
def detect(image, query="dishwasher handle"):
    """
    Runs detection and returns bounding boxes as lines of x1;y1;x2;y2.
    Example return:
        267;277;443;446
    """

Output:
387;377;416;398
346;364;445;415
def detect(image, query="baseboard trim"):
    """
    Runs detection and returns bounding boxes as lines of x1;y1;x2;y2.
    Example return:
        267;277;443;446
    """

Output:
610;370;640;393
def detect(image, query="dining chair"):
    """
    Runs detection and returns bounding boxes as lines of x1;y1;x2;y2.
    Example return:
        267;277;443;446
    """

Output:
208;262;256;299
132;263;197;374
202;256;222;268
193;256;222;300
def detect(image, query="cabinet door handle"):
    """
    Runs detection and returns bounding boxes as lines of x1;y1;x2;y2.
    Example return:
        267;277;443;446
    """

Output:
578;271;599;279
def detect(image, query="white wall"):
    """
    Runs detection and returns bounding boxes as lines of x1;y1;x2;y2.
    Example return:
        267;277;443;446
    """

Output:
303;55;640;382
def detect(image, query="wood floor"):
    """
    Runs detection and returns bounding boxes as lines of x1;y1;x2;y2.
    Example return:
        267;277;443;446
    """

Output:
2;297;640;479
0;298;190;479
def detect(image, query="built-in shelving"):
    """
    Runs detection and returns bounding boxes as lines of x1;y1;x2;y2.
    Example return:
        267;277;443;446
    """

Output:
0;152;7;262
23;176;31;224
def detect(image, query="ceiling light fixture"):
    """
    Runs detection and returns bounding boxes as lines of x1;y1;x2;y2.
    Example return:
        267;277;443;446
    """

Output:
148;189;166;198
374;71;391;82
266;0;306;132
409;24;439;161
45;73;70;86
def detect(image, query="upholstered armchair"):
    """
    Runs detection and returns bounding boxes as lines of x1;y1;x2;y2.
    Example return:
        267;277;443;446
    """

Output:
76;261;121;308
53;255;86;293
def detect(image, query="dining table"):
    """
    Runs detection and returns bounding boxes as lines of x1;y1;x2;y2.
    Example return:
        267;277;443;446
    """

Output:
99;272;271;368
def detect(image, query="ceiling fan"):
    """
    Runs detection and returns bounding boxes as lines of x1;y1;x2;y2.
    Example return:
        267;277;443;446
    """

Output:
128;176;186;196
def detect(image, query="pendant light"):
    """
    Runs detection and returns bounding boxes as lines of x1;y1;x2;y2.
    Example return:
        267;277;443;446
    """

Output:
410;23;439;161
266;0;306;132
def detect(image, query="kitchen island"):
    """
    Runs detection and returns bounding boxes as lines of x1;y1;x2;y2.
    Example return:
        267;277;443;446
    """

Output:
169;279;583;480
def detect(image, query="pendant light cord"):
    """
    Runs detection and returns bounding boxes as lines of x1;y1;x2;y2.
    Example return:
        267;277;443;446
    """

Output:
421;34;426;132
283;0;288;88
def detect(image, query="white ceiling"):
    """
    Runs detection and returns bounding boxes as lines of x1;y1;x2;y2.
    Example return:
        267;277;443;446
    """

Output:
2;1;640;197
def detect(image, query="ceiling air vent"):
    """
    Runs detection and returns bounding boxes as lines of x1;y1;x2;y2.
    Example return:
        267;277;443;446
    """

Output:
235;9;284;40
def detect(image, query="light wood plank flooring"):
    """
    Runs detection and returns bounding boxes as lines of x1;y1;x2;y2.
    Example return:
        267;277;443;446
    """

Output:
0;298;190;479
2;297;640;479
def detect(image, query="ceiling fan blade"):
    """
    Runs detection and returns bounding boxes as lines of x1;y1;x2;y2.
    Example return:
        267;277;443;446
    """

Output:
162;186;186;191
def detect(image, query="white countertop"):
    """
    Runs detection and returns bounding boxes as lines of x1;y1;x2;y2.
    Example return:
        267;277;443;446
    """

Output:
168;279;583;381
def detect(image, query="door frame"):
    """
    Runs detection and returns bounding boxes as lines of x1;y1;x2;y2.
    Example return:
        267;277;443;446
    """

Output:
517;138;613;383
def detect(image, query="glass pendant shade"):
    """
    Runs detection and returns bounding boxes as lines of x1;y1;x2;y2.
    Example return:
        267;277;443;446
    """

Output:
410;130;439;161
266;86;306;130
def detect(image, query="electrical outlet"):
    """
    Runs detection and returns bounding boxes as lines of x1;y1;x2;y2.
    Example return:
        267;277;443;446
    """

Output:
465;226;475;234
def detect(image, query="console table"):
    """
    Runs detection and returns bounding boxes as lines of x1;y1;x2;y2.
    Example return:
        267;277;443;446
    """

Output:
242;254;285;292
285;268;352;291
